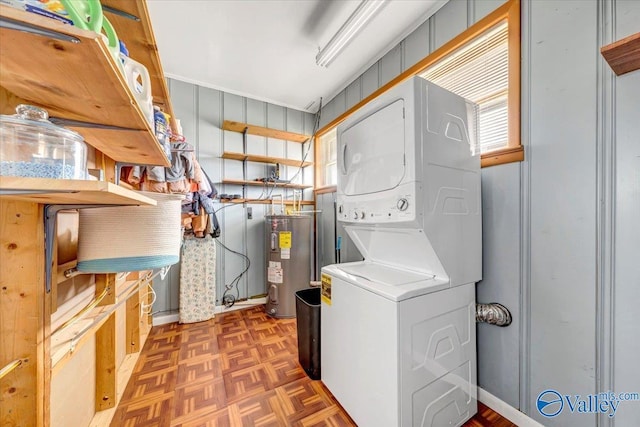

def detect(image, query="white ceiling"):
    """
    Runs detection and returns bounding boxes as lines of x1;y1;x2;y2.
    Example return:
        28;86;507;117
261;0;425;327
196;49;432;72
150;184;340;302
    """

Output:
147;0;447;113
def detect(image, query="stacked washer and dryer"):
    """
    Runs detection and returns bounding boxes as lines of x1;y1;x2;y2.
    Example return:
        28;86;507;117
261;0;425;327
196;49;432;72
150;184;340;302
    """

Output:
320;76;481;427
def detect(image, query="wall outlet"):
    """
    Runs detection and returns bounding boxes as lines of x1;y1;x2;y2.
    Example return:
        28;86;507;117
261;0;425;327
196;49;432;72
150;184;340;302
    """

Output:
247;207;253;220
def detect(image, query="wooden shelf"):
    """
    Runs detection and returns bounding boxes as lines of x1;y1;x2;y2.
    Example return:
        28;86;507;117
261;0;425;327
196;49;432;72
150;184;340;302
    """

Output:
102;0;176;130
222;179;312;189
219;198;315;206
222;120;310;143
601;32;640;76
0;177;156;205
0;6;170;167
222;152;313;168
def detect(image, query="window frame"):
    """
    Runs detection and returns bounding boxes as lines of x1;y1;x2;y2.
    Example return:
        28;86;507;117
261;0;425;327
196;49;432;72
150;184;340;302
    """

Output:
314;0;521;191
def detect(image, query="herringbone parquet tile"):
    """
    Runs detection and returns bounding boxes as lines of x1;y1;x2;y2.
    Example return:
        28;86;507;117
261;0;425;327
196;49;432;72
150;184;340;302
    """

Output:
112;305;516;427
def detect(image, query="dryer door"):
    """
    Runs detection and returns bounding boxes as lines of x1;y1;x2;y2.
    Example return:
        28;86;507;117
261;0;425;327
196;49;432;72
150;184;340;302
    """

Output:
338;99;406;196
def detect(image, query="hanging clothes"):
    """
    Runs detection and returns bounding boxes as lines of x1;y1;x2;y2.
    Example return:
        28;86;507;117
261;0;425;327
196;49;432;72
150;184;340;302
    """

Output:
179;236;216;323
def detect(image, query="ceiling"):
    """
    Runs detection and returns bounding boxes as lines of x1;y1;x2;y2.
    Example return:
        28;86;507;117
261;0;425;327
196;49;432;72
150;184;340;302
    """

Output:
147;0;447;113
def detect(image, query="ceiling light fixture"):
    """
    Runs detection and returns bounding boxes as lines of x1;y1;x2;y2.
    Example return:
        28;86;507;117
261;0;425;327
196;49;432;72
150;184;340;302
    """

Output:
315;0;389;68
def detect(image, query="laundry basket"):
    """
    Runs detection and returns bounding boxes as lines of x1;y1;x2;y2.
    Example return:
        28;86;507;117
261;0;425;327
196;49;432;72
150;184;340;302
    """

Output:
77;192;183;272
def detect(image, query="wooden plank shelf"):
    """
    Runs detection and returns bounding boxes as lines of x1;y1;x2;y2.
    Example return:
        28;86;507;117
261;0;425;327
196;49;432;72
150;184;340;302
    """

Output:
219;198;315;206
601;32;640;76
221;152;313;168
0;5;170;166
221;179;312;189
102;0;176;130
0;177;156;205
222;120;310;143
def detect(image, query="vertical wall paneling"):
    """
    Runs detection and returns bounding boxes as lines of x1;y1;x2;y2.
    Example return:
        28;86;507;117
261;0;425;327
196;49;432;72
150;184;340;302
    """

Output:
162;79;313;311
317;192;336;269
477;163;521;409
596;1;615;427
528;2;598;426
519;0;532;414
379;44;403;87
473;0;508;24
168;260;180;312
345;78;362;111
403;19;430;72
246;203;266;298
361;62;380;100
168;79;198;150
433;0;467;51
612;1;640;425
197;87;222;182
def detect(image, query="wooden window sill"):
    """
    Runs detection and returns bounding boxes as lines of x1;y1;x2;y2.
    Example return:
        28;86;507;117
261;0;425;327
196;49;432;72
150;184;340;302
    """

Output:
481;145;524;168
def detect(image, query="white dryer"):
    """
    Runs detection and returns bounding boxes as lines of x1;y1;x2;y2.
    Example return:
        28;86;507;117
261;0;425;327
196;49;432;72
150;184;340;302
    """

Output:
320;76;481;427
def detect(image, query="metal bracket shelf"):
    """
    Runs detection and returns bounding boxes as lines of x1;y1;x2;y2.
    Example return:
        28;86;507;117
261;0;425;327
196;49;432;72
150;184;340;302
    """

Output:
0;15;80;43
44;204;123;294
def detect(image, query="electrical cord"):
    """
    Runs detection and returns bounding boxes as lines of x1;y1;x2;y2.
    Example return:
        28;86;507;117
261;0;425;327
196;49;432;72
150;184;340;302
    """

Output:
287;97;323;185
215;238;250;308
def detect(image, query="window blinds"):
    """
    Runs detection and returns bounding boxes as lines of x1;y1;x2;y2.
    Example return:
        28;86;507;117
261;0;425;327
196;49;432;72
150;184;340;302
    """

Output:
420;21;509;153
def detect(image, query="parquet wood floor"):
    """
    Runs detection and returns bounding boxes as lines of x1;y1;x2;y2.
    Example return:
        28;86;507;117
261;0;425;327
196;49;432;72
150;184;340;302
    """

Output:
111;306;517;427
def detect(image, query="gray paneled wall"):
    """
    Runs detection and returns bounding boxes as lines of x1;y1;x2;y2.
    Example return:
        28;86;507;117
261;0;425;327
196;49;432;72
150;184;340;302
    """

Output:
318;0;640;426
152;80;315;316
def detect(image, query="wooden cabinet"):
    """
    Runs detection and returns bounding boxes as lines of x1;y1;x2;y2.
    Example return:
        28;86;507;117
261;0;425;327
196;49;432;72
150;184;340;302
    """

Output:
0;2;174;426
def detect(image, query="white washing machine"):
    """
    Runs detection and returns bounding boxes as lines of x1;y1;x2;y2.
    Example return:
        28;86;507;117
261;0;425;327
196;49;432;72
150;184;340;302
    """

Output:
321;76;481;427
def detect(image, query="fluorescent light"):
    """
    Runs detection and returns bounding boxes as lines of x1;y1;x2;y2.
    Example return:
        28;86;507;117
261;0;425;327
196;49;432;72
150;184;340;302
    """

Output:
316;0;389;68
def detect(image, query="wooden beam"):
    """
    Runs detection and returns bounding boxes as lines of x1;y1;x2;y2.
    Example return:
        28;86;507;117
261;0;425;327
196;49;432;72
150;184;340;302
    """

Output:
0;200;49;427
601;32;640;76
95;274;116;411
95;274;116;306
125;293;140;354
222;120;310;143
95;313;116;411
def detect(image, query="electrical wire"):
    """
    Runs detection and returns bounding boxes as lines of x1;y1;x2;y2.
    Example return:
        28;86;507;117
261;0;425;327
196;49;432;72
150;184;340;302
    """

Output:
287;97;323;185
216;238;250;308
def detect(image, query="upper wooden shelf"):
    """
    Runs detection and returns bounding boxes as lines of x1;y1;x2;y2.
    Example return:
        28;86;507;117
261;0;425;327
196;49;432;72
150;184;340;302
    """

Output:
0;5;170;166
219;198;315;206
222;152;313;168
0;177;156;205
601;32;640;76
102;0;176;130
222;120;311;143
222;179;312;189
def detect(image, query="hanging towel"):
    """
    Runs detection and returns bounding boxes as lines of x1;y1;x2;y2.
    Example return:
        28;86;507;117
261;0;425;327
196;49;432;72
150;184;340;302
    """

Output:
179;236;216;323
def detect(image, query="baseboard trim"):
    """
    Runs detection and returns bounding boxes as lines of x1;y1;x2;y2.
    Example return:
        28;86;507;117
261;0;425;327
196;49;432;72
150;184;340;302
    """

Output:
152;299;267;326
478;387;545;427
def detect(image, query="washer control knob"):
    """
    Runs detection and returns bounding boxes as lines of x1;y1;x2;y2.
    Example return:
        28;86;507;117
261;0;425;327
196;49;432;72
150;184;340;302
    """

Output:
360;211;366;219
338;205;343;214
353;211;359;220
397;198;409;211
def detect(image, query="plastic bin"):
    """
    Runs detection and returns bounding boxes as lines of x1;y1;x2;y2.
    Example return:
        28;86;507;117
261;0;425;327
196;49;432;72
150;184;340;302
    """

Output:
295;288;321;380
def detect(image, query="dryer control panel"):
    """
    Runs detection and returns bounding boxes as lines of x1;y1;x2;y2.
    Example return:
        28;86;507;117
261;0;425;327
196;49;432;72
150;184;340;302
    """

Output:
337;182;417;224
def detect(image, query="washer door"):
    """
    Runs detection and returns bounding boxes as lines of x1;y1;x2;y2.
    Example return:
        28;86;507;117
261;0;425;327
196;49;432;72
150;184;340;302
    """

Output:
338;99;406;196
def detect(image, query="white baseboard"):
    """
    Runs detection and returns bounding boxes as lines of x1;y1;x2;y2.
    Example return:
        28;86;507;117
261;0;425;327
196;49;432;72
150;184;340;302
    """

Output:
478;387;545;427
152;298;267;326
214;297;266;314
152;311;179;326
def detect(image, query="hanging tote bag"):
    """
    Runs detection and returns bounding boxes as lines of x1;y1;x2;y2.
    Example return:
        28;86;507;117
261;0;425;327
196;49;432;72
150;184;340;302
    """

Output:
77;192;184;272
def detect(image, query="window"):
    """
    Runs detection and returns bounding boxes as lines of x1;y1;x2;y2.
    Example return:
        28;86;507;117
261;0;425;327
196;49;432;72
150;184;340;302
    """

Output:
319;128;337;187
420;22;508;153
315;0;521;189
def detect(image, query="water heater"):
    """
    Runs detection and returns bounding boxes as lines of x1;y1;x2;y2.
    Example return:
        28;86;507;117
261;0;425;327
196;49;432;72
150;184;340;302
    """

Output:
264;215;311;318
